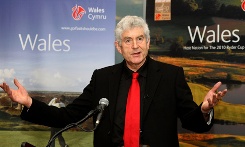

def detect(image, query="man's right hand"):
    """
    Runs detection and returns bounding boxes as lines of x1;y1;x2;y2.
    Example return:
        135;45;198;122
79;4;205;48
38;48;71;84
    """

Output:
0;79;32;108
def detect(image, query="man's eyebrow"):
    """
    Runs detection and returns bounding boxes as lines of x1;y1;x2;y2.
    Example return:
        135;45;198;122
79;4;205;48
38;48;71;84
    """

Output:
123;37;131;39
123;35;144;39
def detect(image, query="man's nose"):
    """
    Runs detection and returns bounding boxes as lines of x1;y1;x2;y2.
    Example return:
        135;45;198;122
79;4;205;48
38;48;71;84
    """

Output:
131;40;139;48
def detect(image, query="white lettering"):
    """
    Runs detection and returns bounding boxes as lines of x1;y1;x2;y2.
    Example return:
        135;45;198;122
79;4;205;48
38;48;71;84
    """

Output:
88;7;105;13
19;34;38;50
188;26;206;43
88;14;106;20
19;34;71;52
188;25;240;44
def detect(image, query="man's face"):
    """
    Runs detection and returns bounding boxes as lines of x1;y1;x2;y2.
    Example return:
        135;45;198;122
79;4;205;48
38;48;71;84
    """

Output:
115;27;150;71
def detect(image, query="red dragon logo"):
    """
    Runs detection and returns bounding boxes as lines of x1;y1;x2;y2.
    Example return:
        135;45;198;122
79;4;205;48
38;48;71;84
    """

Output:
242;0;245;11
72;5;86;20
155;13;162;21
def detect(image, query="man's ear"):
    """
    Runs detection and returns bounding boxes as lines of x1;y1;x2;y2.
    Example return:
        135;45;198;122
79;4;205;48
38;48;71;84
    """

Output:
115;41;122;54
147;39;150;50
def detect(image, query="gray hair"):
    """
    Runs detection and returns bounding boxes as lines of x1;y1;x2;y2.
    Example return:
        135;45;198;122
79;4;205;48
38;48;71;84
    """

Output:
115;15;150;46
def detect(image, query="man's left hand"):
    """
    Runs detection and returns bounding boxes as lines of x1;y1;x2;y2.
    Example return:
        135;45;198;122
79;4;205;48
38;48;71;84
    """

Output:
201;81;227;113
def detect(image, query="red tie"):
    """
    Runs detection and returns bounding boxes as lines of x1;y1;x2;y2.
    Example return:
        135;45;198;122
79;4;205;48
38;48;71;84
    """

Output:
124;72;140;147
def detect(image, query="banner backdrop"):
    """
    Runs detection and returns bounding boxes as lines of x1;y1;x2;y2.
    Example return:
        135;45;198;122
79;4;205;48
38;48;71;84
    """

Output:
0;0;115;92
0;0;115;146
146;0;245;146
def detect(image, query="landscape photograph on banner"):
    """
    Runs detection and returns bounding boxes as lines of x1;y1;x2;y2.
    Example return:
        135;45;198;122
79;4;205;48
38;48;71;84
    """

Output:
146;0;245;146
0;0;115;146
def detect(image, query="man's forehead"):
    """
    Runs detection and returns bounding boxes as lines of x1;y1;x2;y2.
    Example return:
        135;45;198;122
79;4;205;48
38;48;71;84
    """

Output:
122;27;144;36
122;31;144;38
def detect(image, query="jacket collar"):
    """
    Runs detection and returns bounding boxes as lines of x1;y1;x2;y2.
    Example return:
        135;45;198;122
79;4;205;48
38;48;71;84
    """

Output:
108;56;162;123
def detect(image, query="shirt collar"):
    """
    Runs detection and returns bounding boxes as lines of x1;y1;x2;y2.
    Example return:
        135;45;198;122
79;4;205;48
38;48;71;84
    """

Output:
123;57;148;79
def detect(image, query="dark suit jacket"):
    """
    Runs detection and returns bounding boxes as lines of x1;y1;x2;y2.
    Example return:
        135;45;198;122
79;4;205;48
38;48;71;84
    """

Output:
21;57;213;147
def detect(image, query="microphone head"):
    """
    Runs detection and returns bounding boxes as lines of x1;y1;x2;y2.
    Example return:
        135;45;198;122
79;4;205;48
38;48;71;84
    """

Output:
99;98;109;106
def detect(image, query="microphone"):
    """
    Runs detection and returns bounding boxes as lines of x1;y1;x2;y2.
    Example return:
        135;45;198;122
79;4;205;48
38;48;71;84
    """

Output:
95;98;109;127
46;99;108;147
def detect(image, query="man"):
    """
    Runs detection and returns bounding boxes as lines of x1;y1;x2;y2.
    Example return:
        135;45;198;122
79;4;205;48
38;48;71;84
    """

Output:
0;15;227;147
48;97;68;147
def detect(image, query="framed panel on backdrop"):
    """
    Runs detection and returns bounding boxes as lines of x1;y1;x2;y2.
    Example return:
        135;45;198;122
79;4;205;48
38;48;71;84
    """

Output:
0;0;115;146
145;0;245;146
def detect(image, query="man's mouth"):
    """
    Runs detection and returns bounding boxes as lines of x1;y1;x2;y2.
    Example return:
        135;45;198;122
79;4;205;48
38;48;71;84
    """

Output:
132;52;140;55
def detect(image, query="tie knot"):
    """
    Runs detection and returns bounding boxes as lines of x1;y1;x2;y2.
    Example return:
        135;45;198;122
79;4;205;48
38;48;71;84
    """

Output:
132;72;139;79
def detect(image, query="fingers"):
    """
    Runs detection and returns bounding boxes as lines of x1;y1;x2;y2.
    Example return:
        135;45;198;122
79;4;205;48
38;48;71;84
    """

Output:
202;82;228;113
207;98;213;107
213;93;220;104
207;93;222;109
216;91;223;101
210;81;222;93
14;78;21;89
210;81;227;101
2;82;8;92
216;89;227;100
1;82;12;97
5;83;10;94
1;80;15;93
1;79;21;92
211;88;227;105
221;89;227;97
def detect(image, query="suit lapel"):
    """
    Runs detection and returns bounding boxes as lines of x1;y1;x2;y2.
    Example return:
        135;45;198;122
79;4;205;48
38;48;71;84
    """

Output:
108;62;124;125
106;58;163;124
143;58;162;120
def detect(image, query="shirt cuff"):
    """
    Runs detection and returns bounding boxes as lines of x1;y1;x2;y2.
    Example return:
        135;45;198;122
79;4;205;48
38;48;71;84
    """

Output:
206;109;213;125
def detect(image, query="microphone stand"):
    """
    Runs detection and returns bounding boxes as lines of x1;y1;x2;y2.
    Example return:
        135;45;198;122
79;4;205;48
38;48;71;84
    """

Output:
46;108;100;147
